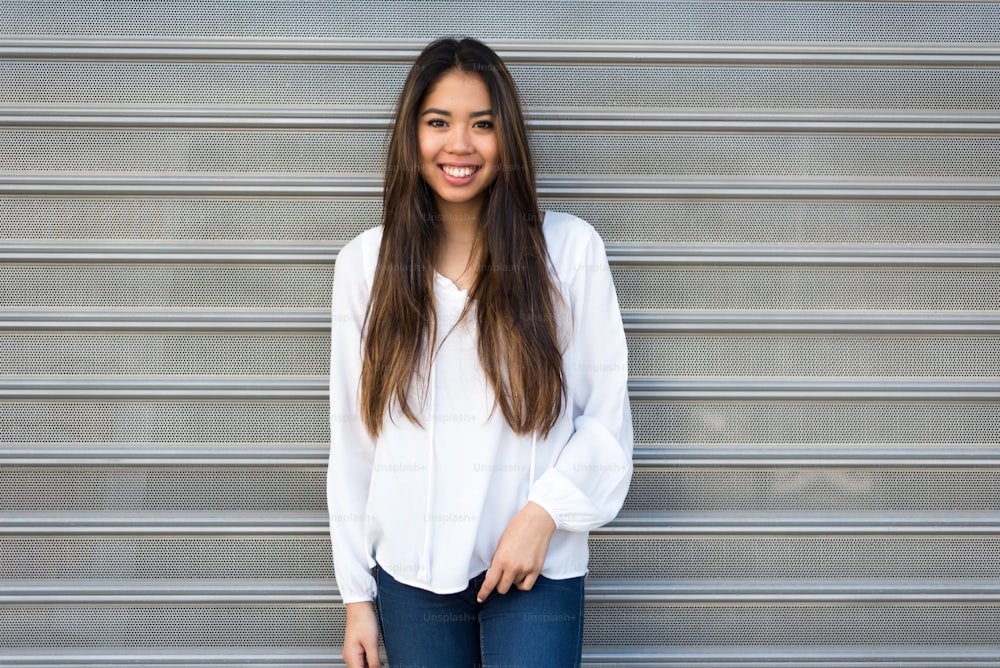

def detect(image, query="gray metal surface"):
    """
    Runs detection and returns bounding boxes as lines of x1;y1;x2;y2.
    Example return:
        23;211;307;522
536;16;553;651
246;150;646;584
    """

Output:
1;1;999;665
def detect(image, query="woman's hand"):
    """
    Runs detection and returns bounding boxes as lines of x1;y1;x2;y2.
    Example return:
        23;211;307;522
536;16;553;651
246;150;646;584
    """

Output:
343;601;382;668
477;501;557;602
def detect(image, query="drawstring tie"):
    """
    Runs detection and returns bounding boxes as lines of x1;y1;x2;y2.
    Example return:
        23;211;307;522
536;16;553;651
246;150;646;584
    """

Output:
528;432;537;499
418;361;437;582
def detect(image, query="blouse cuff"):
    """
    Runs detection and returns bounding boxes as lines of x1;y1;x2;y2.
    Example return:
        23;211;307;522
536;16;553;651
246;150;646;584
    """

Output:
337;571;377;604
528;466;604;533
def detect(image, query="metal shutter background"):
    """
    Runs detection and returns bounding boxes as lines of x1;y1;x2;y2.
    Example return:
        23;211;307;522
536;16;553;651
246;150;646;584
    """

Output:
2;1;999;665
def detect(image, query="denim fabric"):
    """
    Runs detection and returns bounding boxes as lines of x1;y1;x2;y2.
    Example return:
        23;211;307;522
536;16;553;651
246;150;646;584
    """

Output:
375;563;584;668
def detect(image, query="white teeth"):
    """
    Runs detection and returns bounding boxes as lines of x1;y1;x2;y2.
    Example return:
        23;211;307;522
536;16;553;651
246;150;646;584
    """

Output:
442;165;475;178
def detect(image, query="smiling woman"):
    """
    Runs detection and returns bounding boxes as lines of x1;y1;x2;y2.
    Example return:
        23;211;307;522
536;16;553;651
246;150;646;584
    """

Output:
418;72;498;202
417;70;500;287
327;37;632;668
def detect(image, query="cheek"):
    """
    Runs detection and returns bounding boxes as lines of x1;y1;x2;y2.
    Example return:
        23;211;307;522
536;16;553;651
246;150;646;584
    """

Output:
481;139;500;173
417;139;438;179
417;130;439;161
417;140;432;163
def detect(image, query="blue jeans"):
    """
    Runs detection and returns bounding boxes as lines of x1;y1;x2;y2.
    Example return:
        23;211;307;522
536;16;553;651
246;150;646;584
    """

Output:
374;563;585;668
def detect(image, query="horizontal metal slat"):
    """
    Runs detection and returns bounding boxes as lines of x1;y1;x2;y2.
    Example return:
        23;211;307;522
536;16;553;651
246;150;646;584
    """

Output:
582;646;1000;667
4;647;1000;668
0;579;335;605
3;577;999;605
0;378;327;400
0;649;340;667
0;311;329;332
545;177;1000;201
5;445;1000;468
1;174;998;200
4;106;999;134
634;447;1000;468
0;107;389;131
3;512;999;537
0;174;381;197
608;513;1000;535
0;513;327;536
2;310;999;335
585;578;1000;603
1;37;998;66
3;241;999;265
623;312;1000;335
2;378;999;401
627;379;1000;401
0;242;339;264
7;443;1000;470
610;246;1000;266
0;447;327;466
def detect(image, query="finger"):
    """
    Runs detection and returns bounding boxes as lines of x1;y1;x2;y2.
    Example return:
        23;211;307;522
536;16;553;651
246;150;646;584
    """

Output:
516;572;539;591
495;567;518;595
477;565;501;602
343;646;365;668
363;642;382;668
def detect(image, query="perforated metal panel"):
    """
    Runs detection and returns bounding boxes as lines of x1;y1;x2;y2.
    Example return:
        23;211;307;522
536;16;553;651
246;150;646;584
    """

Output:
2;1;998;665
622;469;1000;513
0;402;327;443
613;267;1000;310
4;129;998;177
0;265;333;308
5;61;999;110
3;0;999;42
0;198;381;241
630;401;1000;445
587;536;1000;579
6;198;1000;245
1;538;333;578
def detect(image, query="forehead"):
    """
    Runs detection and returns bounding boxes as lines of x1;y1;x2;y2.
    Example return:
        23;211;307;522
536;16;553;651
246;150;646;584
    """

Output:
421;70;492;109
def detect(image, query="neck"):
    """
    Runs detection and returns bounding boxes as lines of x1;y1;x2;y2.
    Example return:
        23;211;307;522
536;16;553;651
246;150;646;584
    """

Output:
433;198;484;286
434;198;483;241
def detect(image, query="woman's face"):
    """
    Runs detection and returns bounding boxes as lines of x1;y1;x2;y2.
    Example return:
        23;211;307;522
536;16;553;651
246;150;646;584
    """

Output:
417;69;499;215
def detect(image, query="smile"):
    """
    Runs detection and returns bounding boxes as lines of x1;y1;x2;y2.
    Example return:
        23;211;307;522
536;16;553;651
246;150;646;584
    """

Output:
441;165;479;178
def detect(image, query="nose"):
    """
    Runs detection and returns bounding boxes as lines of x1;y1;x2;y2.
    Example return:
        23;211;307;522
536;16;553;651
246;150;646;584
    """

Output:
444;124;474;154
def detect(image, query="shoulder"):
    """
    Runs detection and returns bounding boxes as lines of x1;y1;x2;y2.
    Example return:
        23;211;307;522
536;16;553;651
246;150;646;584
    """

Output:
541;210;607;281
335;226;383;276
542;210;600;245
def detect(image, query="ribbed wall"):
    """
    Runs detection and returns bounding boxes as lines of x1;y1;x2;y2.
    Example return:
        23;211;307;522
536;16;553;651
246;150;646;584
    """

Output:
2;1;999;665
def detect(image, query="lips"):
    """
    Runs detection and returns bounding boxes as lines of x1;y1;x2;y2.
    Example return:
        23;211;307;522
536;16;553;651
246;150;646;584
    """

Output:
439;165;482;186
441;165;479;179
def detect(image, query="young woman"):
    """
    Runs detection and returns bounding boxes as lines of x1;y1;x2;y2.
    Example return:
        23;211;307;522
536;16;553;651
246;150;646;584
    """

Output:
328;37;632;668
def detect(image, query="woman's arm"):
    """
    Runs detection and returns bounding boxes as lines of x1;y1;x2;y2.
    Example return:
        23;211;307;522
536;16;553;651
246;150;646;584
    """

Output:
327;235;379;602
478;222;633;601
527;224;634;533
328;235;383;665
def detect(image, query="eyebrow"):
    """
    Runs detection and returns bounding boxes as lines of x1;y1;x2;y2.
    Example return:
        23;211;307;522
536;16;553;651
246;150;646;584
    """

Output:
420;108;494;118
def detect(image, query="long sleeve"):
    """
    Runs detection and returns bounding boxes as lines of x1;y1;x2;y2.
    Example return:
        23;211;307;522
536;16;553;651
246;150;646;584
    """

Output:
528;226;634;532
327;234;379;603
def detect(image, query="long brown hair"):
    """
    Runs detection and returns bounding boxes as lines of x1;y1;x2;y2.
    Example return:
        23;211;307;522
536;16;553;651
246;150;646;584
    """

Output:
360;37;566;439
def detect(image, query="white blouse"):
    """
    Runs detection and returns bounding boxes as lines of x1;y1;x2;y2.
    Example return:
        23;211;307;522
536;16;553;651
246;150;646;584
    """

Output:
327;210;633;603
